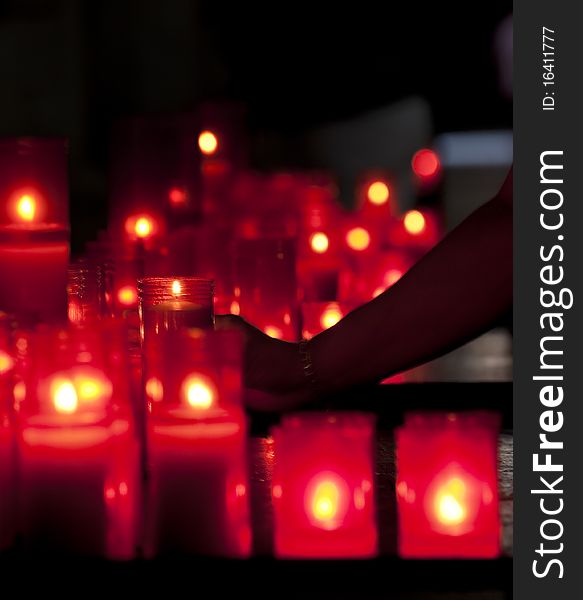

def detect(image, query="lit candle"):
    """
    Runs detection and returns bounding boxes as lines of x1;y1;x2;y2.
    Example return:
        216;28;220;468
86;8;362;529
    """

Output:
139;277;215;344
233;239;299;341
17;323;140;558
395;411;501;558
271;412;377;558
0;138;69;324
144;329;251;557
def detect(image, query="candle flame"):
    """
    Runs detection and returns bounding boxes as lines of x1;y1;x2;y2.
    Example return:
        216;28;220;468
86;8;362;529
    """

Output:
198;130;219;155
313;481;338;520
182;374;215;410
51;378;78;414
346;227;371;251
16;194;36;222
434;477;467;526
171;279;182;296
404;210;426;235
367;181;390;206
134;216;152;239
309;231;329;254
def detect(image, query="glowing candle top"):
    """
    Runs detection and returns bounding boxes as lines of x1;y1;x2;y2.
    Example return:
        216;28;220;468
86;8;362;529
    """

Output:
0;138;69;230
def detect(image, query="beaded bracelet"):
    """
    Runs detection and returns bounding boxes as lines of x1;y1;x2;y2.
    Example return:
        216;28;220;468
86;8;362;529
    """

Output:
298;338;318;389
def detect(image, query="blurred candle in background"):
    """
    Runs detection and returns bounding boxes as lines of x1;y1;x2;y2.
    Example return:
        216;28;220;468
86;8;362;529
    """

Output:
296;182;343;302
339;250;413;305
395;411;500;558
388;208;441;256
0;138;69;325
144;329;251;557
233;238;299;341
301;301;348;340
271;412;377;558
17;323;140;559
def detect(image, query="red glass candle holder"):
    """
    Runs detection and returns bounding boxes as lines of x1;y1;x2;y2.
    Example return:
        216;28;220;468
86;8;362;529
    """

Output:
395;411;501;558
0;314;16;550
67;259;106;324
271;412;378;558
145;329;251;557
301;302;349;340
0;138;69;324
233;238;299;341
139;277;215;345
17;322;140;558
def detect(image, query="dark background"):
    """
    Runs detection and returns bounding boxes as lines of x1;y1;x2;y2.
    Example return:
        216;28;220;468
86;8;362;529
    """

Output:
0;0;512;247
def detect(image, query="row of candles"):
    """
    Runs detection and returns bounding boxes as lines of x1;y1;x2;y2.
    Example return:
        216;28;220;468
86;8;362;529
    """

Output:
0;110;497;560
0;316;501;558
0;278;501;559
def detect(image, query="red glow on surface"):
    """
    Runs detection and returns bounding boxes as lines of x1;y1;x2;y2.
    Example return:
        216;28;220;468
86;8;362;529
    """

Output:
412;149;440;178
395;411;501;558
117;285;138;307
345;227;371;251
309;231;329;254
366;181;390;206
169;187;187;206
198;130;219;155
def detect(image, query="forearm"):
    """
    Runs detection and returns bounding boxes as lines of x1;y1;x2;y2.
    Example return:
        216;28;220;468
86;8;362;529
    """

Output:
309;191;513;390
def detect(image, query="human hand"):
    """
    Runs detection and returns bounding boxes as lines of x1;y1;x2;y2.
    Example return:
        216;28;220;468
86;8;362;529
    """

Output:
215;314;313;411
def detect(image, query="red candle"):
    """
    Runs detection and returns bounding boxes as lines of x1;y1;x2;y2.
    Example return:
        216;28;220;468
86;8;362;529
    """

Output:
144;329;251;557
233;238;299;341
0;138;69;324
139;277;215;344
17;323;140;558
0;315;16;550
271;412;377;558
395;411;501;558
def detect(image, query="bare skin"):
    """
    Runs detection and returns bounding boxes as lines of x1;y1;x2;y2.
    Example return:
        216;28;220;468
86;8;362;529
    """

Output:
217;168;512;411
